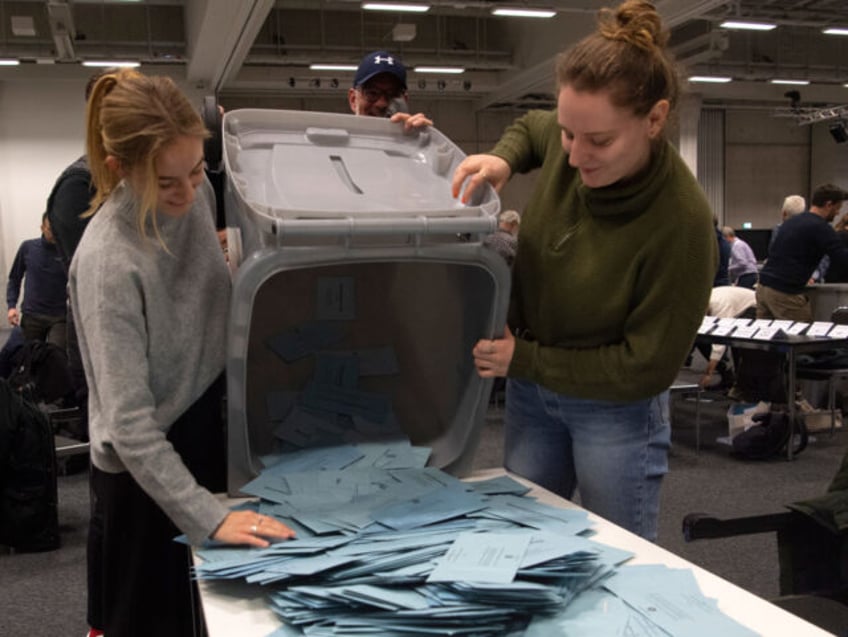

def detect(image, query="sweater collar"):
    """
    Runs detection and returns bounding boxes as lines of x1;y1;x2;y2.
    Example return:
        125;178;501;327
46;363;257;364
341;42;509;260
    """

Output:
576;140;672;218
113;181;186;240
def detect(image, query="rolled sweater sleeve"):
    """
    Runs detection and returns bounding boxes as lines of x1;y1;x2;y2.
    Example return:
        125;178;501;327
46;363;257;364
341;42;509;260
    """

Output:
489;109;560;175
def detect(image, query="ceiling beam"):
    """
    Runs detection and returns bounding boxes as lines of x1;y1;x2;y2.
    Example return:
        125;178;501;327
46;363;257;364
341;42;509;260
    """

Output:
184;0;275;92
474;0;731;111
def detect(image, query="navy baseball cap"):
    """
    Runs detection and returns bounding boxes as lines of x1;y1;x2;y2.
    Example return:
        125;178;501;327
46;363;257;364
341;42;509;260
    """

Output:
353;51;407;89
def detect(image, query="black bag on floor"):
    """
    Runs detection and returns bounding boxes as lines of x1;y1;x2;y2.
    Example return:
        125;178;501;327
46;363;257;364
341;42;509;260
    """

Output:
0;379;60;552
7;340;73;406
732;410;808;460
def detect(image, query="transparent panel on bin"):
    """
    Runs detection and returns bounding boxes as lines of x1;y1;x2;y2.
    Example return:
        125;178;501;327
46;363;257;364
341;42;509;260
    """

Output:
242;259;496;474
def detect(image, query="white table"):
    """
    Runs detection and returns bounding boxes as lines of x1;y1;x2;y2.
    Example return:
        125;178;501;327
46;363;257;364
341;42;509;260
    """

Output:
196;468;833;637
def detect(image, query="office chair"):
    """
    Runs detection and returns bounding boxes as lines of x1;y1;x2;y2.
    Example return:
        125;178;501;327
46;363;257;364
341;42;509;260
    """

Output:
795;306;848;435
683;448;848;636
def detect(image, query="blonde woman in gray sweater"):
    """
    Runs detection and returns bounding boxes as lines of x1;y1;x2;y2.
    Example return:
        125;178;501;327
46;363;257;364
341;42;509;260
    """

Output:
70;69;294;637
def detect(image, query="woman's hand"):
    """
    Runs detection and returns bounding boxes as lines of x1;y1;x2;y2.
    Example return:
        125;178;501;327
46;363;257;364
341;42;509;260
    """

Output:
451;154;511;204
212;510;296;548
472;325;515;378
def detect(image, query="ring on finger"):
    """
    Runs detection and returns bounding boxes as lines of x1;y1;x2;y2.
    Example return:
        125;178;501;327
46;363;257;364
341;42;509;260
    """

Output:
250;524;258;534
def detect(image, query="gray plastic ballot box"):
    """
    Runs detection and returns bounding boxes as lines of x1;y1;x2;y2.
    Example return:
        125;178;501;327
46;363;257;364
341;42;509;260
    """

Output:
222;110;511;495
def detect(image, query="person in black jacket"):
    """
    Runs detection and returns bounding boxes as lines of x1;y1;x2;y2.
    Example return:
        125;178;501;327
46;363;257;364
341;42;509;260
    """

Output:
757;183;848;322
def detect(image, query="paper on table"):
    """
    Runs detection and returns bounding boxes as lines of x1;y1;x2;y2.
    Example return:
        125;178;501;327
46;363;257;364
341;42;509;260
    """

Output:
785;322;810;335
830;324;848;338
806;321;834;337
732;325;758;338
604;565;759;637
427;531;532;584
371;483;487;530
711;324;735;336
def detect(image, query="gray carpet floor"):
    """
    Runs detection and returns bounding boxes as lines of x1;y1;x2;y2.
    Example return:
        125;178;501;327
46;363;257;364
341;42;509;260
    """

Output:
2;357;846;635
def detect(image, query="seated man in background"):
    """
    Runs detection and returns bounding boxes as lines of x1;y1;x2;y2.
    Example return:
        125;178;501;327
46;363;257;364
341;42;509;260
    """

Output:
698;286;757;390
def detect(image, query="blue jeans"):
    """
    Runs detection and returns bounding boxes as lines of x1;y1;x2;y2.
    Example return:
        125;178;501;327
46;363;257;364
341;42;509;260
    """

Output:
504;378;671;541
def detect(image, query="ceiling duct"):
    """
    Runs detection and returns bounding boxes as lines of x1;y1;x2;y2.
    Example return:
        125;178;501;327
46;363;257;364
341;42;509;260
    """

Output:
11;16;36;37
673;29;728;66
47;1;75;61
392;23;416;42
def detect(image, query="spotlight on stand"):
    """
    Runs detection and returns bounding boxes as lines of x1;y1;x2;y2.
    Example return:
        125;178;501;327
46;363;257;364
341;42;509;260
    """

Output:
829;121;848;144
784;89;801;111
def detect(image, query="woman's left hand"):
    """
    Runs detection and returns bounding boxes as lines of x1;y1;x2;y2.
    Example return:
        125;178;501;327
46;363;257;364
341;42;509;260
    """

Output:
212;510;296;548
472;325;515;378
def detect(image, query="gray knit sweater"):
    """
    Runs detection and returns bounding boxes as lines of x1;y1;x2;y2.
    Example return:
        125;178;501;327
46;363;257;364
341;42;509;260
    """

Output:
69;179;231;544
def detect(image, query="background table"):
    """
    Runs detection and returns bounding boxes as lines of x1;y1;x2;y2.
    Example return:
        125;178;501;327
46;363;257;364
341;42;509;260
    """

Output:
694;331;848;459
196;468;833;637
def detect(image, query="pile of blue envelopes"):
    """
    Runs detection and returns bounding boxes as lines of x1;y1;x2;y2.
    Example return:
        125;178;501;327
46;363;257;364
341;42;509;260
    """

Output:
193;443;758;637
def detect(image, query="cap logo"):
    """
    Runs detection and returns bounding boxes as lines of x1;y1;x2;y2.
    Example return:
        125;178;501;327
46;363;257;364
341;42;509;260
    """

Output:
374;55;395;66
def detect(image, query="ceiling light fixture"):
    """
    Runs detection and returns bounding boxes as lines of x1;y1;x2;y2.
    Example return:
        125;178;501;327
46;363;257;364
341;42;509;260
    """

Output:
688;75;732;83
414;66;465;74
0;59;21;66
492;7;556;18
770;79;809;85
362;2;430;12
310;64;358;71
719;20;777;31
823;28;848;36
82;60;141;68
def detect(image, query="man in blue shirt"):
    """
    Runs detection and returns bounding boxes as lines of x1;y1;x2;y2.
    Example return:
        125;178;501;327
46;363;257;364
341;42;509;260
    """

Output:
722;226;759;289
758;184;848;322
6;213;68;347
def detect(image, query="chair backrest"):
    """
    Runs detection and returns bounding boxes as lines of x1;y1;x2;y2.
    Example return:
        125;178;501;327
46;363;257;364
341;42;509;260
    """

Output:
832;307;848;325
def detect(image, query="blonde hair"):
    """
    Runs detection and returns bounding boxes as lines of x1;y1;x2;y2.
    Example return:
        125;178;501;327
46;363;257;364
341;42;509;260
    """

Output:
555;0;679;120
85;69;208;244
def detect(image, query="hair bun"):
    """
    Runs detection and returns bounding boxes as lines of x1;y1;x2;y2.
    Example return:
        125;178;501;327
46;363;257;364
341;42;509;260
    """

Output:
599;0;667;51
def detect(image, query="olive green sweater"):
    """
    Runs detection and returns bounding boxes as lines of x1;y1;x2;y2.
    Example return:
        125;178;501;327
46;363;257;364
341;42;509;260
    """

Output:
492;110;716;401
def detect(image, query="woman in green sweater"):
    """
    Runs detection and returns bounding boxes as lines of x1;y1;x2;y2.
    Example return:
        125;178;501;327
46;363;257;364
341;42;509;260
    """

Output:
452;0;716;541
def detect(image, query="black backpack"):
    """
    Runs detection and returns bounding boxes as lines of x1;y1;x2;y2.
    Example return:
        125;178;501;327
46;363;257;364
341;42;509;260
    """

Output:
731;410;808;460
0;379;60;552
7;340;73;406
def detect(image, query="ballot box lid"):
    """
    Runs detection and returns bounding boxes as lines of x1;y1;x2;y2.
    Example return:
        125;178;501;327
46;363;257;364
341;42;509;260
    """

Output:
221;109;499;248
226;243;510;495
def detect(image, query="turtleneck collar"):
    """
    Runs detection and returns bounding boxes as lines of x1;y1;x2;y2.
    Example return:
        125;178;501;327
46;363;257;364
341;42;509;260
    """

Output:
576;140;672;219
112;181;185;243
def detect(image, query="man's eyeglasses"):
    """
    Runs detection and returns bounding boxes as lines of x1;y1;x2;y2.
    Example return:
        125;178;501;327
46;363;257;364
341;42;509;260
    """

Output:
358;86;405;103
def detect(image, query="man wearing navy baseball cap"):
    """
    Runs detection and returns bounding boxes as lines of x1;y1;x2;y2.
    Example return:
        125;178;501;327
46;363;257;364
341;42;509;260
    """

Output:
348;50;432;130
